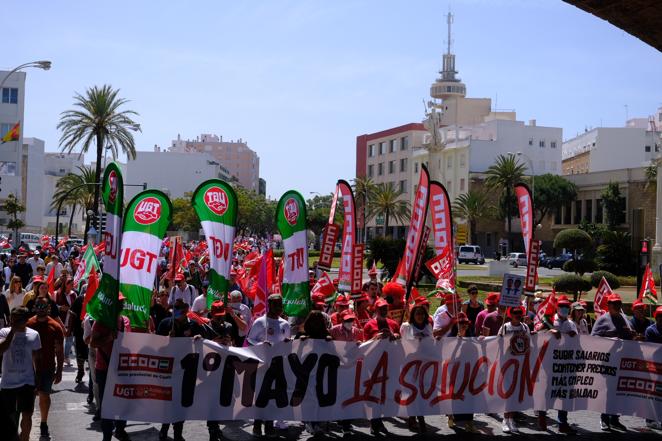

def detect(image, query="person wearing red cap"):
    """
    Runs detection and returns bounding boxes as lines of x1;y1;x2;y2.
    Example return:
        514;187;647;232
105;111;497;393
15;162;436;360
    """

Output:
90;294;131;441
591;293;632;431
475;293;498;335
353;293;372;329
629;300;652;339
448;312;476;432
498;306;529;433
432;293;462;338
330;309;363;342
330;294;350;326
310;292;333;329
644;306;662;429
168;273;197;308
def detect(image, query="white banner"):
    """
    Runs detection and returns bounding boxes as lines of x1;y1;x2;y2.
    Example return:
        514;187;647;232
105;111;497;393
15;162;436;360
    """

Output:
201;220;235;278
282;230;308;284
102;333;662;423
119;231;163;289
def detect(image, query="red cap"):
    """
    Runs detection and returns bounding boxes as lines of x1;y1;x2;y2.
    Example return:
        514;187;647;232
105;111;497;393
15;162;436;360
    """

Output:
654;306;662;319
444;293;461;304
32;276;44;283
485;292;500;306
354;293;370;303
368;266;378;276
375;298;389;309
607;293;623;304
632;300;646;310
557;295;572;307
413;296;430;307
340;309;356;321
118;292;126;301
335;294;349;306
508;306;525;317
456;312;470;324
211;300;226;317
175;273;185;281
311;292;326;304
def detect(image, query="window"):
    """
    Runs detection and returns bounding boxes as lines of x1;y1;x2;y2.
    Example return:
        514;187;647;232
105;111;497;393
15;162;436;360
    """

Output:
459;153;466;167
399;180;407;193
645;145;651;153
563;201;572;225
538;160;545;171
550;161;557;171
379;142;385;155
596;199;603;223
447;156;452;168
0;161;17;175
0;123;14;138
554;206;562;225
539;140;545;148
574;200;582;224
368;164;374;177
460;178;465;191
400;136;409;150
414;162;419;173
399;158;408;172
389;139;396;153
585;200;593;223
378;163;383;176
528;138;533;146
388;160;395;174
2;88;18;104
551;141;557;148
368;144;375;157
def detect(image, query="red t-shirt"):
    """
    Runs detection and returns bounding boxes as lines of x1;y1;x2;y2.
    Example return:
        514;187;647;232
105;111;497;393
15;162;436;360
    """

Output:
363;317;400;340
27;316;64;372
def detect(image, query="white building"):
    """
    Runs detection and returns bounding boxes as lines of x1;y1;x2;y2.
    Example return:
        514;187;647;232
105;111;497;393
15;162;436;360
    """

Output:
42;152;86;235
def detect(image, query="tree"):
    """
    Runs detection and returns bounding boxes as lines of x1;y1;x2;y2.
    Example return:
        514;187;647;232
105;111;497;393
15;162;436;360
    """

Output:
596;230;635;275
51;166;97;236
366;183;410;238
452;190;491;244
235;186;277;235
171;193;199;232
306;193;342;237
3;194;25;247
532;174;577;225
553;274;592;301
485;154;526;250
590;271;621;290
58;85;140;234
601;182;624;228
353;176;376;242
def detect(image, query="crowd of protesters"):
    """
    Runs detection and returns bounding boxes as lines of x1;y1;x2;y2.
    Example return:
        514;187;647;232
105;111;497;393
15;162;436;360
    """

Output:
0;237;661;441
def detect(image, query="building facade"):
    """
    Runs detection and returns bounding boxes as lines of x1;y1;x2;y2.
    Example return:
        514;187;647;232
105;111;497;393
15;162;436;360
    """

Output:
170;133;260;192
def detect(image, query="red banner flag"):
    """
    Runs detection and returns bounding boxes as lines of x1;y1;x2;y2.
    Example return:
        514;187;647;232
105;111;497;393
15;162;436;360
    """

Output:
524;239;541;293
351;243;365;294
167;236;182;281
318;223;339;270
337;180;356;293
253;249;273;320
46;265;56;296
638;263;658;305
514;183;534;257
311;271;335;300
399;164;430;288
80;268;99;320
425;247;454;286
429;181;454;258
534;290;557;331
594;276;613;317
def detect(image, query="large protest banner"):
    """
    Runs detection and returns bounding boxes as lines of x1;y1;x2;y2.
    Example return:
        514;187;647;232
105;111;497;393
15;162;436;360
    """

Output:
103;333;661;423
192;179;237;306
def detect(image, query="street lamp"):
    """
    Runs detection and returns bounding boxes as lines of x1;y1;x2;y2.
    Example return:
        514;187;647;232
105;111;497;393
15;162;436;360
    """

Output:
0;60;52;91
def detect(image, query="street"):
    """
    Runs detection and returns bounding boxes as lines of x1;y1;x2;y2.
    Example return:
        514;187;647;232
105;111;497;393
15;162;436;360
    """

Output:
29;363;661;441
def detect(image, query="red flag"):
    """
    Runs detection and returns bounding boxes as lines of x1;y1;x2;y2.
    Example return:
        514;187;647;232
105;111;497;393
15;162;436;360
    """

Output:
93;242;105;255
594;276;613;317
187;311;210;325
167;237;182;281
253;250;272;320
534;290;557;331
311;271;335;300
399;164;430;287
80;269;99;320
337;180;357;293
514;183;534;257
429;181;454;259
638;263;658;305
46;265;56;296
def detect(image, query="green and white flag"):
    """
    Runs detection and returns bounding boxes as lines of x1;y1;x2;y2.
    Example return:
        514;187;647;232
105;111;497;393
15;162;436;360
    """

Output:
191;180;237;307
73;245;100;290
119;190;172;329
86;162;122;328
276;190;310;317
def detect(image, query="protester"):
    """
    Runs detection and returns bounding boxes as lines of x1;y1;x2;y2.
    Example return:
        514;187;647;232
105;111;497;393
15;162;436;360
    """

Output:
68;288;88;383
26;295;64;440
591;293;632;431
82;313;100;420
474;292;498;335
448;312;476;432
330;294;350;326
0;307;42;441
168;273;197;307
353;292;372;329
45;254;63;279
461;285;484;327
433;293;462;337
330;308;363;342
27;251;44;275
569;301;589;335
55;277;77;366
498;306;530;433
225;290;252;346
151;289;170;330
629;300;651;339
90;294;131;441
644;306;662;429
4;276;26;311
310;292;333;329
400;303;432;433
12;254;32;288
482;303;507;337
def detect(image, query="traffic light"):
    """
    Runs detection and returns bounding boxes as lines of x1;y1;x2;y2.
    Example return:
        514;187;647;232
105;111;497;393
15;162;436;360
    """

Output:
637;238;652;293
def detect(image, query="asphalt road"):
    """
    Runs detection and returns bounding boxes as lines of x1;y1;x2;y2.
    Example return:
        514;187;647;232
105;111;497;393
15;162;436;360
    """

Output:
23;364;661;440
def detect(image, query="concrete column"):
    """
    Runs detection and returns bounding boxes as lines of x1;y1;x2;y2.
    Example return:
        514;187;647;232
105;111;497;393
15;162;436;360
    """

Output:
653;161;662;267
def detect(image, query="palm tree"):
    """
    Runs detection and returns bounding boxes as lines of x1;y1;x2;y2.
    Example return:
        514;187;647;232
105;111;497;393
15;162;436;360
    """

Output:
485;154;526;250
58;85;140;235
452;190;491;245
352;176;376;242
367;183;410;238
51;166;98;236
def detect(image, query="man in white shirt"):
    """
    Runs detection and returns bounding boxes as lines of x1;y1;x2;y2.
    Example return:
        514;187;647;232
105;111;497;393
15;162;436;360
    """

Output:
433;293;461;338
0;306;42;441
27;251;44;275
168;273;197;307
227;290;252;346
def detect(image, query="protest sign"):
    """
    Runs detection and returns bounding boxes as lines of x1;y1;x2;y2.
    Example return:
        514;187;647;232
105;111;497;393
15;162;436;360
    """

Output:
102;333;662;423
500;273;525;307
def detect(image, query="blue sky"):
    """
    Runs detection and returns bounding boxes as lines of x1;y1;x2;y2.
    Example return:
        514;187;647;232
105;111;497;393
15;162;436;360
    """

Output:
5;0;662;199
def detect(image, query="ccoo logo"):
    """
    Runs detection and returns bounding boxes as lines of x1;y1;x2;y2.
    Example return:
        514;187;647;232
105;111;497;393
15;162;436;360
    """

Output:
134;197;161;225
204;187;228;215
284;198;299;226
108;170;119;204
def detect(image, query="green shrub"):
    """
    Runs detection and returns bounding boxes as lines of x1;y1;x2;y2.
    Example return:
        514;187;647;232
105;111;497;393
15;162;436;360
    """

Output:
562;259;596;276
553;228;592;252
590;271;620;289
553;274;592;301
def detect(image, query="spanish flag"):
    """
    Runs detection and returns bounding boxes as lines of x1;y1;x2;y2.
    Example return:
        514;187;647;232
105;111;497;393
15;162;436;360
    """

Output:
1;122;20;143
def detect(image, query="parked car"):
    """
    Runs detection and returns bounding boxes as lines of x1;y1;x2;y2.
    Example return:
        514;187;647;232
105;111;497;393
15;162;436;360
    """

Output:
545;253;574;269
458;245;485;265
506;252;527;267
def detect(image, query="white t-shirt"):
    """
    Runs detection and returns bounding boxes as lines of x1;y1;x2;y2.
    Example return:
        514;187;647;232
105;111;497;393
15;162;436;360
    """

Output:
247;316;291;345
498;322;530;336
400;322;433;340
228;302;253;337
191;294;207;314
553;316;578;334
0;327;42;388
168;284;197;306
27;257;44;274
432;305;453;337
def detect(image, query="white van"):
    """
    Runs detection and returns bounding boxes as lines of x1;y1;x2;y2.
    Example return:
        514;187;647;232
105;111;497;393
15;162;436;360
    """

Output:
20;233;42;250
458;245;485;265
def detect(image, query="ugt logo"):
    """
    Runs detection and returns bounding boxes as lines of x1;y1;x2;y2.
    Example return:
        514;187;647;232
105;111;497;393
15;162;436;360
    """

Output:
134;197;161;225
108;170;119;204
204;187;228;215
284;198;299;226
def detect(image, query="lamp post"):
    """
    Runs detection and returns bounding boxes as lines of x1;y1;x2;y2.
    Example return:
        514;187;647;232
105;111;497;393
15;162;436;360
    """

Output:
0;60;51;91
